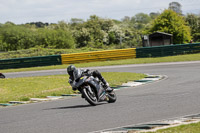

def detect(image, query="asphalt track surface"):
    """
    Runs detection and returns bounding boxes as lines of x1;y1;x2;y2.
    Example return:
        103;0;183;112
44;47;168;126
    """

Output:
1;61;200;133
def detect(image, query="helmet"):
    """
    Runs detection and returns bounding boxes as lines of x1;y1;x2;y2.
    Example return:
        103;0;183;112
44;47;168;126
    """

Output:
67;65;82;80
67;65;76;76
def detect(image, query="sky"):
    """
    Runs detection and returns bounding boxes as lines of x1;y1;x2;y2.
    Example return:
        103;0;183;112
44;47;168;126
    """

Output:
0;0;200;24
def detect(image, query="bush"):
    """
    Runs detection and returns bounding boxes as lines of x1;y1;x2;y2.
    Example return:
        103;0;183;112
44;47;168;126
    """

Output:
0;25;75;51
37;29;75;49
148;9;192;44
0;25;37;51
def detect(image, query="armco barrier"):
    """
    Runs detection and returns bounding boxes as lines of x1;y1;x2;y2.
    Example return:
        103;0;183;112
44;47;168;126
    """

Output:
0;55;61;69
61;48;136;64
136;43;200;58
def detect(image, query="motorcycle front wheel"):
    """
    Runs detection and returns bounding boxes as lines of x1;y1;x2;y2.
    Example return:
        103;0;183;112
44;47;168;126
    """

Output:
107;91;117;103
82;86;98;106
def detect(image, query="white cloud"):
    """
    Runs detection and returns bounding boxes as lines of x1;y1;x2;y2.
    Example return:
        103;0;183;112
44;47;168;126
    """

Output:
0;0;200;24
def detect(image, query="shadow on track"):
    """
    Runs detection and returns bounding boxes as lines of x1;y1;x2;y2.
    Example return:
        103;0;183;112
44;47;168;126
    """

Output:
45;103;107;110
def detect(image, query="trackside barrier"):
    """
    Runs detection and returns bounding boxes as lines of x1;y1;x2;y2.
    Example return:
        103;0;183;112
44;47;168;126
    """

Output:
0;55;61;69
61;48;136;64
1;43;200;70
136;43;200;58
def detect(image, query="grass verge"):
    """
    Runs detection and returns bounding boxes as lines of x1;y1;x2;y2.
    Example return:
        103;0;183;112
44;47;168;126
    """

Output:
140;122;200;133
0;72;146;103
1;53;200;73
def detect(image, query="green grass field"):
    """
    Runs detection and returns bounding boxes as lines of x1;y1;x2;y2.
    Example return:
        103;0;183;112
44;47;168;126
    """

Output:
1;53;200;73
139;122;200;133
0;72;145;103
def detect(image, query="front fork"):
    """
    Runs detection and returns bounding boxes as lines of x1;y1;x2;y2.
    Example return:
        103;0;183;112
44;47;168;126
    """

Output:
98;84;109;101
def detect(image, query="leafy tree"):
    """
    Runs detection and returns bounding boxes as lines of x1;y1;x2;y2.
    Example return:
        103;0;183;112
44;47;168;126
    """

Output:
130;13;152;30
117;15;144;47
134;13;151;24
149;12;160;19
122;16;131;23
37;28;75;49
108;25;124;45
4;21;15;26
71;15;117;48
73;27;91;47
148;9;191;44
70;18;84;27
26;22;49;28
169;2;182;14
84;15;107;47
185;14;200;42
53;21;69;30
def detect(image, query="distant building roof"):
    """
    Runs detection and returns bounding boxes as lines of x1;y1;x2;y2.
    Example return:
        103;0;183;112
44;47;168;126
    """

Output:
150;31;172;37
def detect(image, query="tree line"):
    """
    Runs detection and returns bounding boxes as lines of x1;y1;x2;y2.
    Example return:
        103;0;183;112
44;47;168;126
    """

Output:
0;8;200;51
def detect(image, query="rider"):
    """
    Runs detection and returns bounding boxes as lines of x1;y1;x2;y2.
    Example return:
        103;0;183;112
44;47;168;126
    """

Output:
67;65;113;92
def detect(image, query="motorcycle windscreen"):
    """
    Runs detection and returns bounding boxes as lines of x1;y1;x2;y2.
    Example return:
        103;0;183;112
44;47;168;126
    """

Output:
73;69;82;81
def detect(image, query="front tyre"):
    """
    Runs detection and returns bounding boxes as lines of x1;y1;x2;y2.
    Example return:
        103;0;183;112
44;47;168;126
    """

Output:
107;91;117;103
82;86;98;106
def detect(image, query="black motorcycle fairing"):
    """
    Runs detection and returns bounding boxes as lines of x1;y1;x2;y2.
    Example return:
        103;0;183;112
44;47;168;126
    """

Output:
86;77;106;99
74;76;87;88
73;69;83;81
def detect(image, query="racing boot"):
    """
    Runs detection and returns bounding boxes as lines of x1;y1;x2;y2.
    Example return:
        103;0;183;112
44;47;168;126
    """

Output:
101;78;113;92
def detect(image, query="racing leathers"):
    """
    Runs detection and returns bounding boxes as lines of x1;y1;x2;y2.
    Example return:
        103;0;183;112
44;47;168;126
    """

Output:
68;68;112;92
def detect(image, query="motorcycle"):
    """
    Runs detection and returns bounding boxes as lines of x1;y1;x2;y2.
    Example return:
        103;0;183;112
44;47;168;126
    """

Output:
0;73;5;78
72;75;117;106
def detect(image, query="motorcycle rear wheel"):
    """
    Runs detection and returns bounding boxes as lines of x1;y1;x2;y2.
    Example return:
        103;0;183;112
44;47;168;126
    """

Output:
82;86;98;106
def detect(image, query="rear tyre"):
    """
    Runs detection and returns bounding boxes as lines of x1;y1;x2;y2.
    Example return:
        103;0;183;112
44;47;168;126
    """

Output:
107;91;117;103
82;86;98;106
